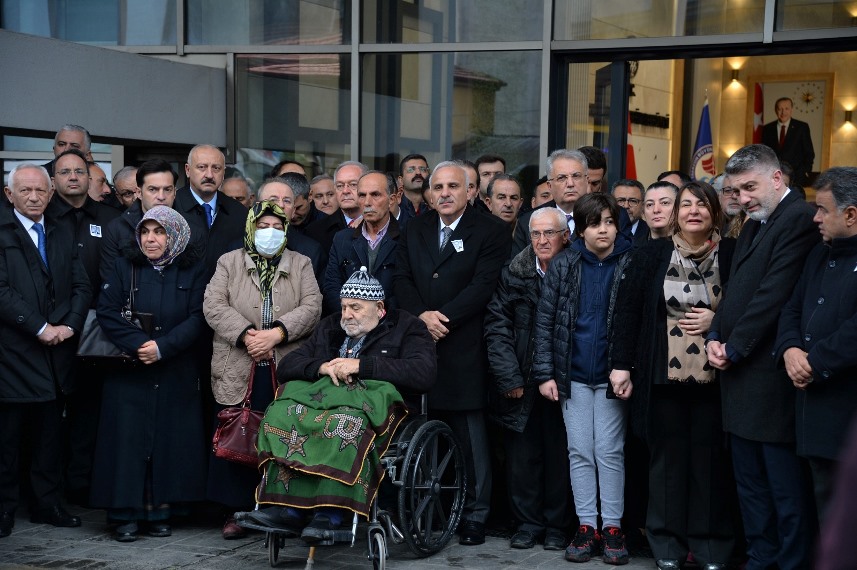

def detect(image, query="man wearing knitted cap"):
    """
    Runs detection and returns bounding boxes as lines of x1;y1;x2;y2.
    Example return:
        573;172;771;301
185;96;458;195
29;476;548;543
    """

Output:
249;267;436;542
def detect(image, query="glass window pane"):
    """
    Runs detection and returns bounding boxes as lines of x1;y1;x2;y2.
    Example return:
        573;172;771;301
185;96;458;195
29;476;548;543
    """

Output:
234;54;350;182
776;1;857;31
554;0;765;40
3;135;110;155
361;51;541;189
187;0;346;45
362;0;543;43
1;0;176;46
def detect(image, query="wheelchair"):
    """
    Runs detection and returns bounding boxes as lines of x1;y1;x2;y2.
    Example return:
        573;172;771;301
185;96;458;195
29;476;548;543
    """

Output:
235;397;466;569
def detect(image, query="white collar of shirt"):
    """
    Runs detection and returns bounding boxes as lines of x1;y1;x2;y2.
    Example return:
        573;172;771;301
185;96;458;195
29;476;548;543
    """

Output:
555;205;575;232
760;188;791;224
13;208;44;248
777;120;791;129
191;187;218;215
631;219;640;235
535;257;546;278
439;213;464;246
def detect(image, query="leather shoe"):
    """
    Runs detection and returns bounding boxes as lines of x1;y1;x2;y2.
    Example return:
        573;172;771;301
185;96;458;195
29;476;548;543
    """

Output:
702;564;726;570
222;517;246;540
510;529;538;549
0;511;14;538
656;560;682;570
458;519;485;546
147;522;171;537
30;505;81;528
543;529;566;551
114;521;138;542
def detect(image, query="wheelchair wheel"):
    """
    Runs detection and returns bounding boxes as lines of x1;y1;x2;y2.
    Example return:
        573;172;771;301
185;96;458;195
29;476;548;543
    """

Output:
370;530;386;570
397;420;465;557
267;531;281;567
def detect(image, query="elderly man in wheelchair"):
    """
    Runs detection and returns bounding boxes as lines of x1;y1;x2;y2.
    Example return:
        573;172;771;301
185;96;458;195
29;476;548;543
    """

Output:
240;267;464;564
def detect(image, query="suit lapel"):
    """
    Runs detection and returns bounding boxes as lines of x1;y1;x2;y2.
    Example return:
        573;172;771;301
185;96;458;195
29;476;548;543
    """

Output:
735;191;797;266
418;211;442;267
437;206;476;266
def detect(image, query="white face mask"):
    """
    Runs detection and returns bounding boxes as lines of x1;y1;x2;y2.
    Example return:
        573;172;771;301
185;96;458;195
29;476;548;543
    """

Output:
254;227;285;257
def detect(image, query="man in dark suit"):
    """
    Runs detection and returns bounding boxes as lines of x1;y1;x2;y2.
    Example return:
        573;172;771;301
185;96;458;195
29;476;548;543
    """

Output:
761;97;815;187
174;144;247;281
395;161;510;546
611;178;649;246
0;164;91;538
323;171;401;314
706;144;819;570
305;161;367;254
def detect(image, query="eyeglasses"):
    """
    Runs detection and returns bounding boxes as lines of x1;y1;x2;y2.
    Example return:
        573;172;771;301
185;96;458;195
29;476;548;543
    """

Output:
615;197;641;206
530;229;566;240
335;181;358;190
405;166;429;174
721;187;737;197
549;173;586;185
116;190;137;199
56;168;87;177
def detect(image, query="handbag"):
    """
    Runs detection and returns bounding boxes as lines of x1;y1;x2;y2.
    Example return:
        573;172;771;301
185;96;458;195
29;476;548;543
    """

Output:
77;267;154;361
212;359;278;468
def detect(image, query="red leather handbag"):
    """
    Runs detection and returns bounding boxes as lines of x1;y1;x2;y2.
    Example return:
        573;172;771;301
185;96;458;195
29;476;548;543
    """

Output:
212;360;277;468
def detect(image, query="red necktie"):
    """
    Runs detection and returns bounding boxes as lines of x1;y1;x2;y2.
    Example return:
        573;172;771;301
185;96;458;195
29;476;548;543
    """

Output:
779;125;786;148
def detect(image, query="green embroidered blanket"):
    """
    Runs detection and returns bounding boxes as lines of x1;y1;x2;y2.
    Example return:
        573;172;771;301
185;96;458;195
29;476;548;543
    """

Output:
255;376;408;517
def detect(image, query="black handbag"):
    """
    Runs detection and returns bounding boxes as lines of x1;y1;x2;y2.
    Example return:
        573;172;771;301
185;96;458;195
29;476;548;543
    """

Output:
77;267;154;361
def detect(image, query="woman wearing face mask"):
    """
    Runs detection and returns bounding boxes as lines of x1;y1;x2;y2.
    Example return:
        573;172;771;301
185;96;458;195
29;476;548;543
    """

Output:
91;206;208;542
203;198;322;540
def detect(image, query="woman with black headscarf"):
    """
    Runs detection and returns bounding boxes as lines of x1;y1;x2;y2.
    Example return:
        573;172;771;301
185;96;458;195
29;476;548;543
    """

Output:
204;200;322;539
91;205;208;542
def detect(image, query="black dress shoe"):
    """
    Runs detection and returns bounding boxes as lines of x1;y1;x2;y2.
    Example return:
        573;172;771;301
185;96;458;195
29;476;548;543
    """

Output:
147;522;171;537
458;520;485;546
543;529;566;551
510;529;538;549
0;511;14;538
114;521;138;543
656;559;682;570
30;505;81;528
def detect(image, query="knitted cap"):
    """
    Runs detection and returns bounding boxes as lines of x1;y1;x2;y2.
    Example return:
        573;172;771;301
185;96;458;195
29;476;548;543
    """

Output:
340;266;385;301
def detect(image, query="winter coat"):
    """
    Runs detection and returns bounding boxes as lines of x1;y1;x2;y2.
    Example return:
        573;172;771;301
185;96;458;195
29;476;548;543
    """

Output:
277;309;437;412
531;237;632;399
90;247;208;509
204;248;322;406
0;204;91;402
775;236;857;459
484;245;542;432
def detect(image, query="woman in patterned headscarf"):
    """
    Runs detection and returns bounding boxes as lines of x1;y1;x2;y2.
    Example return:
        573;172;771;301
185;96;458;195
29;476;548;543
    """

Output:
92;205;209;542
204;194;322;540
610;182;739;570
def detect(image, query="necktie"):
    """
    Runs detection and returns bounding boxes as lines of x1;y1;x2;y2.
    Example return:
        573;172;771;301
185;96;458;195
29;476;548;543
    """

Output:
33;222;49;269
440;226;453;252
203;203;214;228
779;124;786;148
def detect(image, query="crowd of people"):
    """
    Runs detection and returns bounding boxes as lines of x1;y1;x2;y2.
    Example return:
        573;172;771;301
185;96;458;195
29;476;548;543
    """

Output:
1;123;856;570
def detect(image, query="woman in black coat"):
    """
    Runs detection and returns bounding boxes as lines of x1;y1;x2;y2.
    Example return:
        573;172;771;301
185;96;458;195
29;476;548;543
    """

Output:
91;206;208;542
610;182;737;570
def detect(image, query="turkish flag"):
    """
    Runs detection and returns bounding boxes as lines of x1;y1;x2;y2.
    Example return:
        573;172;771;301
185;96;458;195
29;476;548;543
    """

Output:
753;83;764;144
626;113;637;179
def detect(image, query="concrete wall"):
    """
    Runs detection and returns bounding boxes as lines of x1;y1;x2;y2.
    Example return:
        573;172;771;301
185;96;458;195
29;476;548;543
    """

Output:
0;30;226;146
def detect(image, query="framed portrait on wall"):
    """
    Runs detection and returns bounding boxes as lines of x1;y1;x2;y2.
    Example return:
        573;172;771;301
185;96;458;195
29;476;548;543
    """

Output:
745;73;834;178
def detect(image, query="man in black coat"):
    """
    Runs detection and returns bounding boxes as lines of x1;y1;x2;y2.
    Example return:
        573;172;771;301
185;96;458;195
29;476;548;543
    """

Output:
174;144;247;281
46;149;120;504
761;97;815;187
706;144;819;570
0;164;91;538
305;161;367;254
323;171;401;313
484;207;571;551
395;161;510;546
775;166;857;522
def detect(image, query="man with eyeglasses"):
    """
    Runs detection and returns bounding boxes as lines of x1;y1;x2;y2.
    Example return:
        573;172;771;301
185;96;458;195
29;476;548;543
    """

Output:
511;149;591;258
397;154;430;219
46;149;121;507
485;207;572;551
611;179;648;245
112;166;138;210
174;144;247;281
306;161;368;255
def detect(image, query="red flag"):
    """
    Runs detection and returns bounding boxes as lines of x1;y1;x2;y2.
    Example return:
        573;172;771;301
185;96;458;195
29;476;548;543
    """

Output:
753;83;764;144
626;113;637;179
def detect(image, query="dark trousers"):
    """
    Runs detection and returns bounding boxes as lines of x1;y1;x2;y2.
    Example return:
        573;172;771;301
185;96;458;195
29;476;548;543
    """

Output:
730;434;811;570
807;456;837;524
646;386;735;565
431;409;492;524
0;400;63;512
505;396;572;535
64;365;104;495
